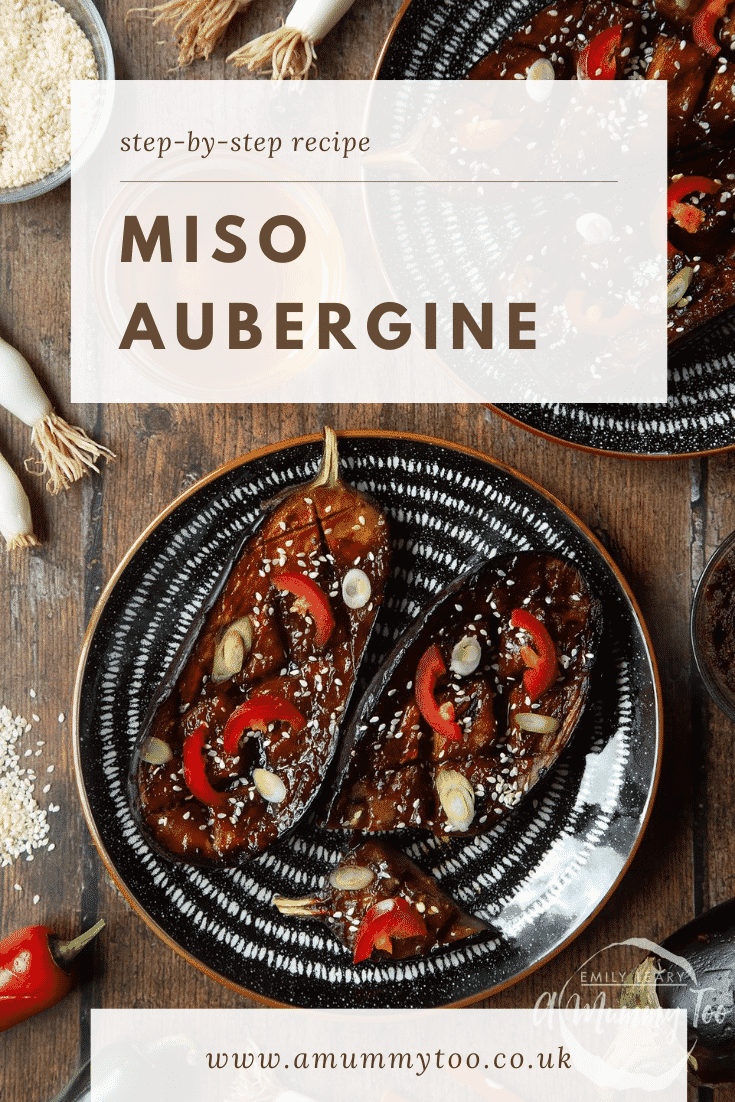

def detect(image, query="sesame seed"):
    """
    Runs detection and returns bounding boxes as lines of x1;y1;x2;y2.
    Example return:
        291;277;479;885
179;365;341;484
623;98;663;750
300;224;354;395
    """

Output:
0;705;53;867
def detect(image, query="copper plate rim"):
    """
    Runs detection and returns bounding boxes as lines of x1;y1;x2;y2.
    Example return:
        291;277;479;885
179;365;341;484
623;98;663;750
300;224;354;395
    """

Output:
72;428;663;1009
372;0;415;80
371;3;735;462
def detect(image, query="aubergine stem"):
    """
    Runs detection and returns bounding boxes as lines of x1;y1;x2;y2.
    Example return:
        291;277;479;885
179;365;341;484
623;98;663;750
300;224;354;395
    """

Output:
309;427;340;490
52;919;106;969
273;895;327;918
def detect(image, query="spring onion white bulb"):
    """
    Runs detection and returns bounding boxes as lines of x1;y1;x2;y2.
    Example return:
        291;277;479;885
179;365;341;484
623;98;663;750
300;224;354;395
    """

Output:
0;450;38;551
0;335;114;496
129;0;252;67
228;0;357;79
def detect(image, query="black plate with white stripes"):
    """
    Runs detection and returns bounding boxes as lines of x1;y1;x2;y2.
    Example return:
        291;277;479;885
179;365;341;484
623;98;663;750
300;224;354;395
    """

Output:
377;0;735;458
74;433;659;1006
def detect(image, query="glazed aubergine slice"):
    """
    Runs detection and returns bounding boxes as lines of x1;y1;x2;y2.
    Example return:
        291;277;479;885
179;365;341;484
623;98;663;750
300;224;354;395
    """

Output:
128;429;391;865
273;839;487;963
325;552;601;839
467;0;735;347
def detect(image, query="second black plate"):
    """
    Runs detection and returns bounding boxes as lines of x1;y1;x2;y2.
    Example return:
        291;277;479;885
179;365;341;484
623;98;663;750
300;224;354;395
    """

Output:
376;0;735;458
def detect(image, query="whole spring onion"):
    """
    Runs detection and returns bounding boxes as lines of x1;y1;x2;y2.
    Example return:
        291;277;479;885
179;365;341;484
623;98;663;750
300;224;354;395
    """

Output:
128;0;252;67
0;449;38;551
228;0;358;79
0;336;114;496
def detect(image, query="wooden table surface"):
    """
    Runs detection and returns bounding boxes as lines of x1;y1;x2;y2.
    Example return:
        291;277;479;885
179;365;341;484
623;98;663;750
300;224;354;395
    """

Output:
1;1;733;1099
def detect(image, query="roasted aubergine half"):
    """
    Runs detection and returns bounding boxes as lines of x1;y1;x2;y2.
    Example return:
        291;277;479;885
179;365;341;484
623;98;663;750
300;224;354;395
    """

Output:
129;429;391;865
325;552;601;839
273;838;487;963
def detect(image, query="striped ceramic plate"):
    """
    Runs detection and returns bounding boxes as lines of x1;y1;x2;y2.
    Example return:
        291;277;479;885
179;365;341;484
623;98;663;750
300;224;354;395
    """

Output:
73;432;660;1007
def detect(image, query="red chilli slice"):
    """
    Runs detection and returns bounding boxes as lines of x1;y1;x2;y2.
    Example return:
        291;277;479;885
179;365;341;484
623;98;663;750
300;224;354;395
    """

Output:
222;696;306;756
577;26;623;80
183;724;228;808
667;176;719;234
693;0;729;56
353;898;428;963
273;572;335;648
510;609;558;702
415;644;462;742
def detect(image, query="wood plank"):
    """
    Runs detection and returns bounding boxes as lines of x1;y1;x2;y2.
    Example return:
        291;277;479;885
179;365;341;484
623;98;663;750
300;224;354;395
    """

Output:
0;186;96;1102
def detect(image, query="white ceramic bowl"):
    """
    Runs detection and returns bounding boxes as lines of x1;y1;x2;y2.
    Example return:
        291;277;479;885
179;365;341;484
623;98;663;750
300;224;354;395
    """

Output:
0;0;114;204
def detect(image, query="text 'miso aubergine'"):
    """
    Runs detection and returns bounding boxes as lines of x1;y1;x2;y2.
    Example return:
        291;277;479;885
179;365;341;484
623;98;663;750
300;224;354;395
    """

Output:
128;428;391;865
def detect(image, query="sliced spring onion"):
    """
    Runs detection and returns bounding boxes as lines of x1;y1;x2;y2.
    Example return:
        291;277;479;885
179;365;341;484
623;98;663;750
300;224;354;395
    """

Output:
228;0;357;79
140;736;174;764
450;636;482;676
435;769;475;831
576;212;613;245
211;616;252;681
526;58;555;102
514;712;560;735
0;336;114;496
342;568;371;609
253;767;287;803
328;865;375;890
667;267;693;309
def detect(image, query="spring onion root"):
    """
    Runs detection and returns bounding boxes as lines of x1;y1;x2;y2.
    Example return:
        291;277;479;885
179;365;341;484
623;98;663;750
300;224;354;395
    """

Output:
0;451;38;551
128;0;251;66
0;336;114;496
228;0;356;79
229;24;316;78
27;412;115;496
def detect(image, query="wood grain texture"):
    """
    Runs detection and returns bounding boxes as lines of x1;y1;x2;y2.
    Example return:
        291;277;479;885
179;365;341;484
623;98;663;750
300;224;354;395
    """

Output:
1;0;735;1099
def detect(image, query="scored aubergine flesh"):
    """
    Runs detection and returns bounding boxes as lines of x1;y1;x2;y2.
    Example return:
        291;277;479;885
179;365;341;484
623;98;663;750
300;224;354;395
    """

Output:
325;553;601;838
129;429;391;865
469;0;735;347
273;839;487;963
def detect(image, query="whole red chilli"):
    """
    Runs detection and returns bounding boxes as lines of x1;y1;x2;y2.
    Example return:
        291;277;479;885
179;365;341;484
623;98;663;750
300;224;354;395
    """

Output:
0;919;104;1032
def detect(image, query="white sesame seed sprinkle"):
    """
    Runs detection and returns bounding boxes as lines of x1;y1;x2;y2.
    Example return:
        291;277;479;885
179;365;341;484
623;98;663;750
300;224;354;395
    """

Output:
0;705;53;867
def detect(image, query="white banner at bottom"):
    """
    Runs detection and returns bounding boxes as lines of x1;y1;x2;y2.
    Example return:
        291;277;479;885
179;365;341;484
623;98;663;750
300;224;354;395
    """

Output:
91;1007;687;1102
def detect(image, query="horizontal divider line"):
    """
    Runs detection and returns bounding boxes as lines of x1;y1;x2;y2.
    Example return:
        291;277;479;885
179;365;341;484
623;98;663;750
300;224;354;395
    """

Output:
118;178;620;184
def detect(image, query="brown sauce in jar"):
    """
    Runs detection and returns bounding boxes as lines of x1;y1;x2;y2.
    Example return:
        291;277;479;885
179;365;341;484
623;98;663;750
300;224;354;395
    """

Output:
700;548;735;701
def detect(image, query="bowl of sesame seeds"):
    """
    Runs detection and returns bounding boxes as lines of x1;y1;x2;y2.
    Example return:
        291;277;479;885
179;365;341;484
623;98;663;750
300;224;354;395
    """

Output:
0;0;114;203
